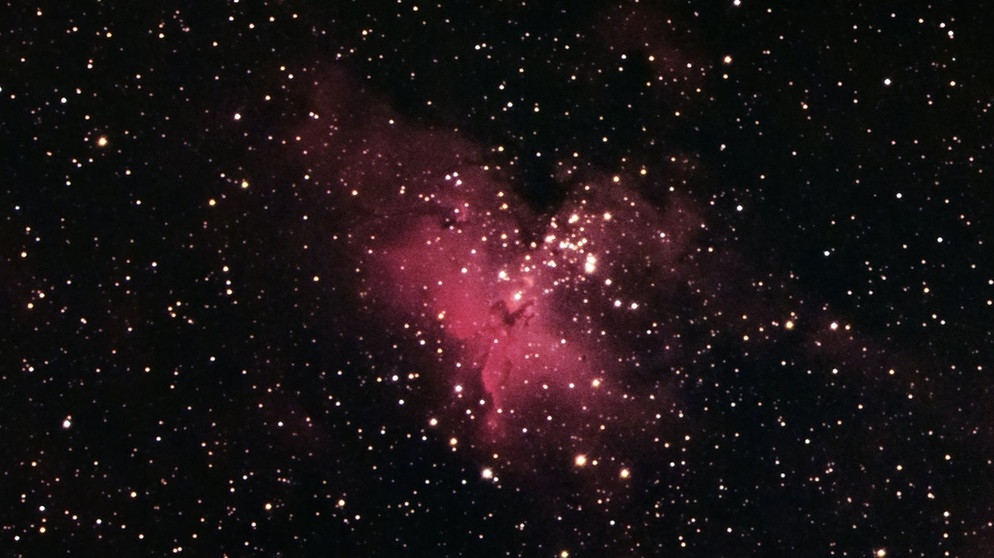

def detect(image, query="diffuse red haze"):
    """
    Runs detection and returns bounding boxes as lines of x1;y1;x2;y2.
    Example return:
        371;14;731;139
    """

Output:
295;69;729;471
292;66;925;516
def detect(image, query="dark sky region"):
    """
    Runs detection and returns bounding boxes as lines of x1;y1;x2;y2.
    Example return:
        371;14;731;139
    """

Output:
3;1;994;556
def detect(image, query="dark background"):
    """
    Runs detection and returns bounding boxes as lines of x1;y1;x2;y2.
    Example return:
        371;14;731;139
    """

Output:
3;1;993;556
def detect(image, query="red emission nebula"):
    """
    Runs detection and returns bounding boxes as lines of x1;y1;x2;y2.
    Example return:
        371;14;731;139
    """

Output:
293;68;868;480
371;165;700;427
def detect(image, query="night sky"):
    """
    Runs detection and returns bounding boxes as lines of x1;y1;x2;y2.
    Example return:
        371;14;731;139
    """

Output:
4;2;994;556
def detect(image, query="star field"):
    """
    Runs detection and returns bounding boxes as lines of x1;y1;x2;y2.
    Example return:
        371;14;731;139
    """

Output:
3;1;994;556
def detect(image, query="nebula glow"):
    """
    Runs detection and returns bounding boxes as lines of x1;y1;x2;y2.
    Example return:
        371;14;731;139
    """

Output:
295;68;819;478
